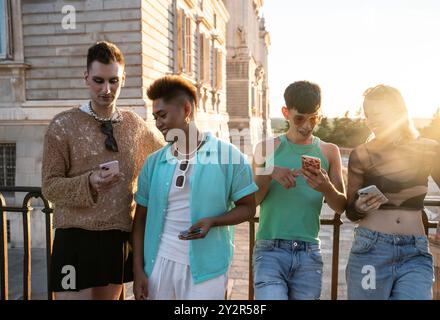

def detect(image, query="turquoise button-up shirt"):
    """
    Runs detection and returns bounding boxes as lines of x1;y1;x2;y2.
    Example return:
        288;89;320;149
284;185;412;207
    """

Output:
134;132;258;284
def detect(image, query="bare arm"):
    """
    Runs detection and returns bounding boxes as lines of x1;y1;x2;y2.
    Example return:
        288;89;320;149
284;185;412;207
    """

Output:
132;204;147;274
253;139;272;204
322;144;347;214
132;204;148;300
182;194;256;240
212;194;256;226
345;149;369;222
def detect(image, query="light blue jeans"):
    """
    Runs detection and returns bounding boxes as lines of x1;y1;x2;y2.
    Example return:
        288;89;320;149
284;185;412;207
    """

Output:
346;227;434;300
252;239;323;300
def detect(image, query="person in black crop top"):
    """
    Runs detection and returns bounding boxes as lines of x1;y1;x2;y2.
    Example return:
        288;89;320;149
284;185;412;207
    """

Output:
345;84;440;300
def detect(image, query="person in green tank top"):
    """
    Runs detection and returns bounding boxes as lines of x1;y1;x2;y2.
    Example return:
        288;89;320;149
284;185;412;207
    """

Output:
252;81;347;300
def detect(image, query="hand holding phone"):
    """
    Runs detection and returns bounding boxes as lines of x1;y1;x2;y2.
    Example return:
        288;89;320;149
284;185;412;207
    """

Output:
178;227;203;240
89;160;120;193
357;185;388;204
301;155;321;172
99;160;119;176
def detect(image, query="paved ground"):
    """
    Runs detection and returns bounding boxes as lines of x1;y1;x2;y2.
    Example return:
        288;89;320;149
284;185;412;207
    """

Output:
3;178;440;300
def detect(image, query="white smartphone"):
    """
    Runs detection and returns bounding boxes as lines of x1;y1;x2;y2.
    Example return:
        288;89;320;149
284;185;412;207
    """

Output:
357;185;388;204
99;160;119;175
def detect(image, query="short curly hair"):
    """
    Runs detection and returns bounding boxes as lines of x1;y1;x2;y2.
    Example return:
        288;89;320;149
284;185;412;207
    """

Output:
284;81;321;113
87;41;125;70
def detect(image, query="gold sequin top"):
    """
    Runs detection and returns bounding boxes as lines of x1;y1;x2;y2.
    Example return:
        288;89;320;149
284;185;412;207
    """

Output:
42;107;164;231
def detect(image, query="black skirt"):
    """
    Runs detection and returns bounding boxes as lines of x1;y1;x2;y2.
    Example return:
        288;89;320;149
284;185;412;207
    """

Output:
50;228;133;292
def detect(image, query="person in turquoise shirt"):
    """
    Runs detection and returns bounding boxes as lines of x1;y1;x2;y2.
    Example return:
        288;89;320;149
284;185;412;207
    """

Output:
252;81;347;300
132;75;258;300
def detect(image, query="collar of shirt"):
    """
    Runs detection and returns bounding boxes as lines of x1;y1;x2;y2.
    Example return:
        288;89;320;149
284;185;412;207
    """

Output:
79;101;120;122
159;132;219;164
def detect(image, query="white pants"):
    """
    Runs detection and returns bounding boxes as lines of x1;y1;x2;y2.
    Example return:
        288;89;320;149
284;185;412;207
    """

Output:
148;256;227;300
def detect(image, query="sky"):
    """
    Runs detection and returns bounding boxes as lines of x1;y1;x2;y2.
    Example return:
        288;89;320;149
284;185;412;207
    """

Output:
261;0;440;119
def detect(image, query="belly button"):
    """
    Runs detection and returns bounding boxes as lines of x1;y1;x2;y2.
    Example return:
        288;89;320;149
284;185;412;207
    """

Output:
396;217;401;224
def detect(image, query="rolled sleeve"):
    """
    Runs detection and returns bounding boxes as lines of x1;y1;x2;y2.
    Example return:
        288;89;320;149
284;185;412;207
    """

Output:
135;158;150;207
231;162;258;202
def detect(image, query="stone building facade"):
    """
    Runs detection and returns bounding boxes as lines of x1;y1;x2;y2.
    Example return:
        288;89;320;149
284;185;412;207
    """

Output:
224;0;270;154
0;0;268;247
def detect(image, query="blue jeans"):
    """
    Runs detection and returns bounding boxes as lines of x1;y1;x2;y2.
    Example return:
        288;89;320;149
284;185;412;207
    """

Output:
346;227;434;300
252;239;323;300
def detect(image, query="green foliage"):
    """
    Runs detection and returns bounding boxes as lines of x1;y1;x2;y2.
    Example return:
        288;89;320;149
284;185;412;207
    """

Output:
318;115;371;148
272;120;289;134
314;117;332;141
275;112;371;148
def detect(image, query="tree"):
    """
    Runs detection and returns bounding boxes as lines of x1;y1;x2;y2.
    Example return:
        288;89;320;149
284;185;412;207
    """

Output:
314;117;332;141
320;112;370;147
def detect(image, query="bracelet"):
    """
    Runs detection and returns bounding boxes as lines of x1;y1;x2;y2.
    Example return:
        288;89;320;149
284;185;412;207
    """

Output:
346;202;367;221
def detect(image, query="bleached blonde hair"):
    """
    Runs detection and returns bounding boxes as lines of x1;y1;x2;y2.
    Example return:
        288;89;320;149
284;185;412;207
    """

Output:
363;84;419;142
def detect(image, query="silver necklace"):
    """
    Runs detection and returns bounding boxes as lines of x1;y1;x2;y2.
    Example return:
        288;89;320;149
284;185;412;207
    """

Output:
88;101;123;123
173;134;205;157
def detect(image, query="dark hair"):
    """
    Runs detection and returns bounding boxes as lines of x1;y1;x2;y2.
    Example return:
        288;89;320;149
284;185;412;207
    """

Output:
147;75;197;108
283;81;321;113
87;41;125;70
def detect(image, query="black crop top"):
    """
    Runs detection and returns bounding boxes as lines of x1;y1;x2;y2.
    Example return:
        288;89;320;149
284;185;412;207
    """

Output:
345;137;440;221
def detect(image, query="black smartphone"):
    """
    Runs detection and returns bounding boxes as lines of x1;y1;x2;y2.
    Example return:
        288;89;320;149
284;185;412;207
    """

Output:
178;227;203;239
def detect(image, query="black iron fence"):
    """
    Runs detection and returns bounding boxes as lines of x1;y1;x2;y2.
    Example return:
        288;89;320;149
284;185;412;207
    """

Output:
0;186;439;300
0;187;53;300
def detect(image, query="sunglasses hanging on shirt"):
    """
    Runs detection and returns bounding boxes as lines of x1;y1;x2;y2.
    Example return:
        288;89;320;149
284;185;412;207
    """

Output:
88;101;121;152
100;121;119;152
175;160;189;189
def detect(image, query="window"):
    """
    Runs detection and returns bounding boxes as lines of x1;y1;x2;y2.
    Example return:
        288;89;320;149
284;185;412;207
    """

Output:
213;48;223;90
210;42;214;87
0;0;12;59
0;143;16;188
211;46;223;90
176;9;193;75
199;34;210;84
185;17;192;74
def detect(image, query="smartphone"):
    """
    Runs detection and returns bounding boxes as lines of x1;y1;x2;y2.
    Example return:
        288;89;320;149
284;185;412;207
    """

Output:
179;227;202;239
99;160;119;175
301;155;321;171
357;185;388;204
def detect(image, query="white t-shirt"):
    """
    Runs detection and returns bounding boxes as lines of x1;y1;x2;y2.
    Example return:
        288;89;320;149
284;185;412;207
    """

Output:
156;162;193;265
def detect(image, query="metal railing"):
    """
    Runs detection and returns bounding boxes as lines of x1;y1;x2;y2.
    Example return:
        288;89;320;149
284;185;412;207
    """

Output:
0;187;53;300
247;198;440;300
0;186;439;300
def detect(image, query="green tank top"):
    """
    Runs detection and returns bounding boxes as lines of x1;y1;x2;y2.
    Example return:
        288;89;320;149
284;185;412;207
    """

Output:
257;135;329;244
